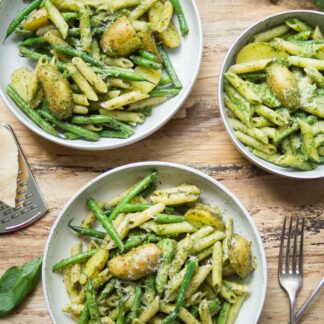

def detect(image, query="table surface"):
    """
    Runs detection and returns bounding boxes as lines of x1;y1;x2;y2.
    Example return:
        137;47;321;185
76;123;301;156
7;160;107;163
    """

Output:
0;0;323;323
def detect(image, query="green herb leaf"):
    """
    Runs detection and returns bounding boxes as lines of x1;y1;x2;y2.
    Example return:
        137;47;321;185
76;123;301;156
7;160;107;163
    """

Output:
0;257;42;317
314;0;324;10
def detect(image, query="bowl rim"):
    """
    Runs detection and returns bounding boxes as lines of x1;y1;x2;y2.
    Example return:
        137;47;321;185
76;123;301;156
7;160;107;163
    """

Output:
42;161;268;324
218;9;324;179
0;0;203;151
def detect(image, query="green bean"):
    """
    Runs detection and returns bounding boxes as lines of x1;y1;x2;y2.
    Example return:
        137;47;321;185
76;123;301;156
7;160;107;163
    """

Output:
106;203;174;214
78;302;89;324
15;28;34;38
52;249;97;271
208;298;222;317
156;239;177;293
19;45;48;61
52;45;149;82
127;283;142;323
6;0;43;38
240;72;266;83
138;49;158;62
87;198;124;251
38;110;100;141
190;306;199;318
64;132;80;140
273;122;299;144
62;12;79;20
72;115;134;135
86;279;101;324
155;214;185;223
6;85;58;137
93;66;150;82
68;220;106;239
68;26;105;37
157;45;182;89
149;88;180;97
52;44;104;66
170;0;189;36
108;171;158;221
130;55;162;70
216;302;231;324
20;36;46;46
100;130;131;139
144;274;156;304
162;257;198;324
140;181;157;197
116;301;125;324
98;278;117;302
159;74;172;86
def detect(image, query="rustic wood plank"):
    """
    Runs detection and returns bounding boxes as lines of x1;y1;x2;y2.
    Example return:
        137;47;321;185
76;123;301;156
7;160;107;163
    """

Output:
0;0;323;323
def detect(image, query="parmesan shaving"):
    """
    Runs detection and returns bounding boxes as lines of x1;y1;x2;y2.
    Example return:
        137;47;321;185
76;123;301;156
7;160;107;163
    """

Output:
0;126;19;208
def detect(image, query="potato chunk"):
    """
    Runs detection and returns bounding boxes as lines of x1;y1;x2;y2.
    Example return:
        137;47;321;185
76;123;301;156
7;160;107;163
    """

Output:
100;16;142;57
266;60;300;109
108;243;161;280
23;8;49;31
37;64;73;119
229;234;253;278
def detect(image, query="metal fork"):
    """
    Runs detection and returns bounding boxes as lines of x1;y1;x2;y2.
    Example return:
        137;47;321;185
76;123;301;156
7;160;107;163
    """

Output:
278;216;305;324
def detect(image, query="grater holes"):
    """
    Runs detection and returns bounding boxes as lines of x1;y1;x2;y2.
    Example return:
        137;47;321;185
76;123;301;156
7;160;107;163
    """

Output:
11;213;20;219
3;209;12;216
1;217;11;224
30;204;39;210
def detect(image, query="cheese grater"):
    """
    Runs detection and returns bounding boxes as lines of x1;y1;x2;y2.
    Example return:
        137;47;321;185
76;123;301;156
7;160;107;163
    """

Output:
0;124;48;233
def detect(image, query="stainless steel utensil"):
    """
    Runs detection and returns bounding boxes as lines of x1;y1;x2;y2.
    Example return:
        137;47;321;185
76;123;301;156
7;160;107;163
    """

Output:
278;216;305;324
0;124;48;233
296;277;324;322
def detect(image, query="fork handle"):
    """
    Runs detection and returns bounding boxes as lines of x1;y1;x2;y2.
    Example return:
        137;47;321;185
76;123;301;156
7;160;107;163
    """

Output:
289;295;297;324
296;277;324;322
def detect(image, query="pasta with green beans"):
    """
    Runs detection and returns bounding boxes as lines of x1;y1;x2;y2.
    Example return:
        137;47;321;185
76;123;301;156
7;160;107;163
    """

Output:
52;171;255;323
5;0;189;141
224;17;324;171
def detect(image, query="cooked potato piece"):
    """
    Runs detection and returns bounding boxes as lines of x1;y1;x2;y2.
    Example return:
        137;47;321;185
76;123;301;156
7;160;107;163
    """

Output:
151;184;201;206
130;66;162;93
11;67;38;103
229;234;253;278
100;16;142;57
266;60;300;109
236;43;287;64
185;203;225;231
37;64;73;119
23;8;49;31
108;243;161;280
138;29;162;62
157;21;181;48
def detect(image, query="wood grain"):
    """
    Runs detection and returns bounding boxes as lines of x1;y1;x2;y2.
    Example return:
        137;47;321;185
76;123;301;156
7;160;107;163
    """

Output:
0;0;323;323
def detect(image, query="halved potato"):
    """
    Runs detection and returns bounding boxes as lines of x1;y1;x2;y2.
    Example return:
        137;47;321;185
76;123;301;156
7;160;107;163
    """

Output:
236;42;287;64
37;64;73;119
229;234;253;278
100;16;142;57
184;203;225;231
23;8;49;31
266;60;300;109
138;29;162;62
157;22;181;48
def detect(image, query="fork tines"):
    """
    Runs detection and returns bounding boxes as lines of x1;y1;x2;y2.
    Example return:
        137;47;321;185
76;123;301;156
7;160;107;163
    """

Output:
278;216;305;275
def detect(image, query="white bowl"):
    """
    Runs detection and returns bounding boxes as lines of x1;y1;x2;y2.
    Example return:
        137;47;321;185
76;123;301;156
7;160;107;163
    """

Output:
42;161;267;324
218;10;324;179
0;0;202;150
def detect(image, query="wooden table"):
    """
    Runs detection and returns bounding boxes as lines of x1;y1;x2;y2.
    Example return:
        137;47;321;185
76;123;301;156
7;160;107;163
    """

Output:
0;0;323;323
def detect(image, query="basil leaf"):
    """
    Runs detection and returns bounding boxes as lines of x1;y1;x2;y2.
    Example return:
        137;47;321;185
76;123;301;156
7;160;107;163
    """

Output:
0;257;42;317
314;0;324;9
